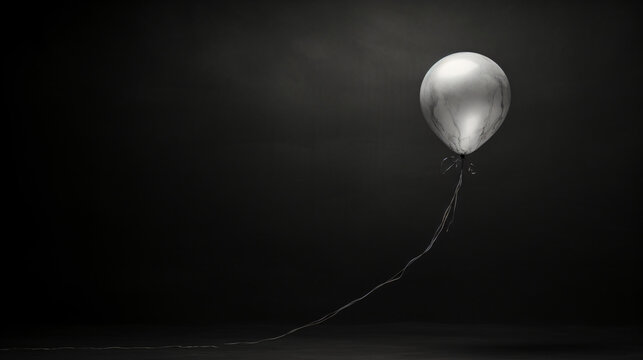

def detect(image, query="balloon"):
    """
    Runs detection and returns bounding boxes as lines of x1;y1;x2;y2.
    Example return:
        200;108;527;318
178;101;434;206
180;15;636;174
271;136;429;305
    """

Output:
420;52;511;155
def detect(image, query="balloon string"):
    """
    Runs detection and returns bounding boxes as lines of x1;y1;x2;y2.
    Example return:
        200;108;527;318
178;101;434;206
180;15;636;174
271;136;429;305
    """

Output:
223;165;464;346
0;345;221;351
0;160;465;352
446;164;462;232
444;154;474;231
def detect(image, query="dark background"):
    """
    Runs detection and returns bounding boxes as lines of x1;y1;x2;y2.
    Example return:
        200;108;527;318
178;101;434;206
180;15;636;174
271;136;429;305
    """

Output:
5;0;641;329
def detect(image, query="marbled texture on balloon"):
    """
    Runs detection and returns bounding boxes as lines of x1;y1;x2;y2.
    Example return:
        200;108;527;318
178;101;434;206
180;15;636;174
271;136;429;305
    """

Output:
420;52;511;155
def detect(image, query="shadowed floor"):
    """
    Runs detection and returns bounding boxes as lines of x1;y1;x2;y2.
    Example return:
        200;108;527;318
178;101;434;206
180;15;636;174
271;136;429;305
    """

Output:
2;323;641;359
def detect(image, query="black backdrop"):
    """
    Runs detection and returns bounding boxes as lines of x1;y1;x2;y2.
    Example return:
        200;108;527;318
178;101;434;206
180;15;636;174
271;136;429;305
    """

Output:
5;0;641;328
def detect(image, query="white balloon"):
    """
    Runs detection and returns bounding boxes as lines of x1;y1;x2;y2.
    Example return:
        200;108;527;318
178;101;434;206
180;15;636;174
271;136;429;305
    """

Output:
420;52;511;155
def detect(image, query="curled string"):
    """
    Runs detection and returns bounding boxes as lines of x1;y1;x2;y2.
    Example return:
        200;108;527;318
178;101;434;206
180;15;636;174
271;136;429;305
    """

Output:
441;155;477;175
1;156;469;351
